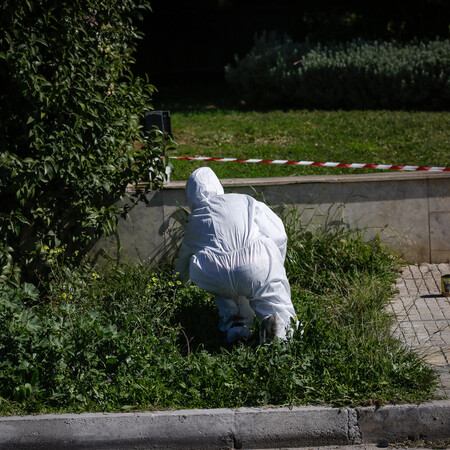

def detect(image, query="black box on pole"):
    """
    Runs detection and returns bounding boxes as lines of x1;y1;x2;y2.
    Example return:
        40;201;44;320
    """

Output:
144;110;172;137
144;110;172;184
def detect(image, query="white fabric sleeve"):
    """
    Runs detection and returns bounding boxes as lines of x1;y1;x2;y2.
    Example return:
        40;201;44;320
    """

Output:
254;201;287;262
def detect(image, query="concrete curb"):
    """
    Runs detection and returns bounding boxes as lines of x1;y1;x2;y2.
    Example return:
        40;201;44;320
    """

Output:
0;400;449;449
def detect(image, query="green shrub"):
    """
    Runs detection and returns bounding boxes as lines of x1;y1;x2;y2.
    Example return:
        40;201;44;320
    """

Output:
0;264;182;412
0;0;167;286
225;34;450;109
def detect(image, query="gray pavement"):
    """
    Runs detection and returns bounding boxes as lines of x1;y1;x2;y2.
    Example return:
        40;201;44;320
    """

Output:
389;263;450;398
0;264;449;449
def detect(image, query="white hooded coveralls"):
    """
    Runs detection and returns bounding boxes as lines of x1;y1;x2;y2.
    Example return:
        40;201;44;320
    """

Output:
174;167;297;341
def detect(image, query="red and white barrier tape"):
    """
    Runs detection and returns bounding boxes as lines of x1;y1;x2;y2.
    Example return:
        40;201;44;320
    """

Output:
170;156;450;172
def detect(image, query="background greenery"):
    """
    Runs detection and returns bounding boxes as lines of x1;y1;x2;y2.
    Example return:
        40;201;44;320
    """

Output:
225;36;450;109
136;0;450;80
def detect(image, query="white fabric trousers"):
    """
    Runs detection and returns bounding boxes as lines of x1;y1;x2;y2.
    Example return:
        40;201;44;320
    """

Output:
189;237;296;333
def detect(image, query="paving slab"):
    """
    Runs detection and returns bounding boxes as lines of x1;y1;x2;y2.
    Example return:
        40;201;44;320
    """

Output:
391;263;450;398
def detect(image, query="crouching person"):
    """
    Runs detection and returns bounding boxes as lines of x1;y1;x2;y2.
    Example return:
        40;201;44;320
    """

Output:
174;167;298;344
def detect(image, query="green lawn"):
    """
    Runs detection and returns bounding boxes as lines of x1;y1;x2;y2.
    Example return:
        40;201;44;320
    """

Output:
168;109;450;180
153;81;449;181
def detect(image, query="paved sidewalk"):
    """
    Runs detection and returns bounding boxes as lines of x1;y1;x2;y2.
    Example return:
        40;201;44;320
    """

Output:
388;263;450;399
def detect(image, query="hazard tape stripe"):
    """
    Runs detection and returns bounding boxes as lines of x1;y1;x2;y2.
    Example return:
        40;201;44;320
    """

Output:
169;156;450;172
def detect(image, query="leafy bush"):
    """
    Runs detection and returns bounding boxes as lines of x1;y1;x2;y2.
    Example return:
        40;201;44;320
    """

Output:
0;263;181;412
225;34;450;109
0;0;167;286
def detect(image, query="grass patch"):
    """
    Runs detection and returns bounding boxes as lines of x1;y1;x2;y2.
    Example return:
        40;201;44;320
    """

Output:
0;213;437;415
153;81;450;181
168;109;450;180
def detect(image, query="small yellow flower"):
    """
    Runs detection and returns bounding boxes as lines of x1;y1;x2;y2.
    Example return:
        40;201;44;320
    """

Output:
242;374;246;378
92;272;100;279
176;281;182;285
61;292;67;299
168;282;174;287
74;250;79;257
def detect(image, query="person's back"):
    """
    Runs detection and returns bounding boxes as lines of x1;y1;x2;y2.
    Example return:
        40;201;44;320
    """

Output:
175;167;298;343
183;193;260;256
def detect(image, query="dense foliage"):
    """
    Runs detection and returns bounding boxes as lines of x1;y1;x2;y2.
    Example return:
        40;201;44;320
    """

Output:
0;0;167;286
225;34;450;109
0;221;436;415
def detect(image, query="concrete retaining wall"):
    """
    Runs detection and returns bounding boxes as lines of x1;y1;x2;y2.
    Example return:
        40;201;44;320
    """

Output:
89;172;450;266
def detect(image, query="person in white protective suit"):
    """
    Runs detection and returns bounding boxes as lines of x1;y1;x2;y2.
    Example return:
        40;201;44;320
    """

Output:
174;167;298;344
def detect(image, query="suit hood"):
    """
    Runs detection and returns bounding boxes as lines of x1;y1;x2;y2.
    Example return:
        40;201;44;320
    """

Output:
186;167;224;211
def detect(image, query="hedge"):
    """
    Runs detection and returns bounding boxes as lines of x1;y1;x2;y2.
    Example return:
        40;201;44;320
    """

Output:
225;33;450;109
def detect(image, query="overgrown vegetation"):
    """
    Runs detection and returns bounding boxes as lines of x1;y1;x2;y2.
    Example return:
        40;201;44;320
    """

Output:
0;0;168;286
225;34;450;109
0;215;437;415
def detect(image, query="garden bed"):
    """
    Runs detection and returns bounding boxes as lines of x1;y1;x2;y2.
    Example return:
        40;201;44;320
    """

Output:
0;220;437;416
